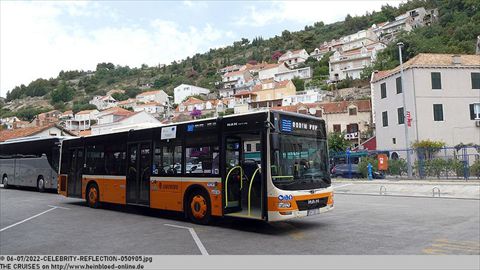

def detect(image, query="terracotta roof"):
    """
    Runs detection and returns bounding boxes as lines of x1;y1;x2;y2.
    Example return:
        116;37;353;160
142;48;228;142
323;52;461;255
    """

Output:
0;124;75;142
99;107;134;117
182;97;204;106
371;53;480;82
76;110;95;115
223;70;248;77
136;102;162;107
137;90;164;97
320;100;371;114
234;91;257;97
253;80;291;91
273;100;372;114
118;99;136;105
259;63;284;71
79;130;92;137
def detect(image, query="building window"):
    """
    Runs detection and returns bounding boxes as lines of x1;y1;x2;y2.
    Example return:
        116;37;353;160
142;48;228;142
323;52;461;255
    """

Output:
431;72;442;90
380;83;387;99
246;144;252;152
433;104;444;121
472;73;480;89
396;77;402;94
255;143;261;151
397;107;405;125
349;107;357;116
470;103;480;120
333;124;341;133
382;111;388;127
392;138;396;144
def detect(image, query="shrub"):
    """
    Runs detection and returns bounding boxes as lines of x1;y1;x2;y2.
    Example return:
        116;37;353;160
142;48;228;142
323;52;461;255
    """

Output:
470;160;480;178
388;158;407;176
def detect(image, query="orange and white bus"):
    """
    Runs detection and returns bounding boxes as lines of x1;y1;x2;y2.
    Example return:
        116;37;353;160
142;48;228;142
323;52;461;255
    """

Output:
58;110;333;224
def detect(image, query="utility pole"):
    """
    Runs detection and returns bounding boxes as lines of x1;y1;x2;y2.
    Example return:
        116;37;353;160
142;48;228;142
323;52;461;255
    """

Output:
397;42;413;178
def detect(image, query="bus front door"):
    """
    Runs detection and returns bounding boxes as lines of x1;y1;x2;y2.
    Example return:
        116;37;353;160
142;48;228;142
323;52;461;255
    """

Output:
67;148;83;197
224;134;263;219
126;142;151;205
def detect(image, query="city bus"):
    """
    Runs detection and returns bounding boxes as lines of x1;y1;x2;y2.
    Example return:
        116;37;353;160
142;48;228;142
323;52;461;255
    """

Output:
0;137;62;191
58;110;334;223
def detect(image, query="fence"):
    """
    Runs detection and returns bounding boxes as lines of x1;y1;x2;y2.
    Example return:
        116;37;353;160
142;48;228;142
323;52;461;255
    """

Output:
330;146;480;180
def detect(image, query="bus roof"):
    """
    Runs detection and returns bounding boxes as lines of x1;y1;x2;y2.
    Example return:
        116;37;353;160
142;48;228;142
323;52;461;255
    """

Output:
64;109;324;141
1;135;70;145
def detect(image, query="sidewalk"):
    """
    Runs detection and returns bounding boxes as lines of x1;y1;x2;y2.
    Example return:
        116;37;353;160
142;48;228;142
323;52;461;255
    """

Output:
332;178;480;199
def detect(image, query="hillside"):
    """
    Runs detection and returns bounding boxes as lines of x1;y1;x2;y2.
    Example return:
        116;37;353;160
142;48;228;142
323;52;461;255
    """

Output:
1;0;479;121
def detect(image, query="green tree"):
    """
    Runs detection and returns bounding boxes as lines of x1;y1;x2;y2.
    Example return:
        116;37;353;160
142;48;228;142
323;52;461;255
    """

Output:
328;132;351;153
50;82;75;103
291;77;305;91
111;92;129;101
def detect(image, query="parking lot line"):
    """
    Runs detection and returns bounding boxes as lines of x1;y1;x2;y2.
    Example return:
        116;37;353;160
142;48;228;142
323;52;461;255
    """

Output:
164;224;209;255
333;184;353;189
0;206;59;232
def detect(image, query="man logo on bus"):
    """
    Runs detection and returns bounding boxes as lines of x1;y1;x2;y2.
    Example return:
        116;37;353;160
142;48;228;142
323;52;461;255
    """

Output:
278;194;293;201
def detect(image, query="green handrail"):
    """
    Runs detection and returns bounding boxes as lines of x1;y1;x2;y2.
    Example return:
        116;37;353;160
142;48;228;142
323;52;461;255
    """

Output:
247;167;260;216
224;166;243;208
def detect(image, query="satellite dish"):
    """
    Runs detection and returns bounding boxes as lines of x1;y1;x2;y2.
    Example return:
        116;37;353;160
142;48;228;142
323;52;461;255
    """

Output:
309;108;316;115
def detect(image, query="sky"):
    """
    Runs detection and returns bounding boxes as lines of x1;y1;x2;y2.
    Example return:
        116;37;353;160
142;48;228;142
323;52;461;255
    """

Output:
0;0;403;97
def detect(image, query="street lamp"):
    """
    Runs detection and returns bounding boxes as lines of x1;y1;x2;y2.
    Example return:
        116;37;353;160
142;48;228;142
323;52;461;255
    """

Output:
397;42;413;178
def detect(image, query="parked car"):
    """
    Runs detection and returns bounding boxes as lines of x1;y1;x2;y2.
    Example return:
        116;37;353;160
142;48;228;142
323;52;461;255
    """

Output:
331;164;362;178
330;163;385;179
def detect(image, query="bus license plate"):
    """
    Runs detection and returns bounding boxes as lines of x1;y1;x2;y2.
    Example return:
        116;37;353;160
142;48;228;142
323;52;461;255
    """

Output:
307;209;320;216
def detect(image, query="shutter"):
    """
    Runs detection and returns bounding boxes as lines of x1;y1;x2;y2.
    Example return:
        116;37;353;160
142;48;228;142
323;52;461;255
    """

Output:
470;104;475;120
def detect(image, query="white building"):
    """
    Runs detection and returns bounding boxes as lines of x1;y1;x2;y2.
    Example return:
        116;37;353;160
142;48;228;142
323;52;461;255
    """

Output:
258;63;290;81
173;84;210;104
91;111;162;135
340;29;378;52
329;42;386;81
281;89;327;106
133;102;165;115
274;67;312;82
66;109;99;131
278;49;309;68
89;95;117;110
371;53;480;158
136;90;169;105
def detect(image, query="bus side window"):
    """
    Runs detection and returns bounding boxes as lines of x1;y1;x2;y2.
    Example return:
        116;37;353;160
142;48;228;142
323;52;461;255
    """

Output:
86;145;105;175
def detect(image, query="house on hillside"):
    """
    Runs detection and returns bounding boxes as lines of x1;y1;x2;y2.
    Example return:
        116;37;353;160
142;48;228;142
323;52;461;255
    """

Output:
117;98;137;109
136;90;169;105
0;124;76;142
66;109;99;131
173;84;210;104
91;111;161;135
329;42;386;81
89;95;118;110
278;49;309;68
33;110;61;127
274;66;312;82
258;63;290;81
251;80;296;108
220;70;253;98
133;102;165;116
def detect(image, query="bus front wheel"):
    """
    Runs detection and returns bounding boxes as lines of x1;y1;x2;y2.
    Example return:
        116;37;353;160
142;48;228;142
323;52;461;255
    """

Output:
187;189;211;225
37;177;45;192
86;183;100;208
2;176;8;188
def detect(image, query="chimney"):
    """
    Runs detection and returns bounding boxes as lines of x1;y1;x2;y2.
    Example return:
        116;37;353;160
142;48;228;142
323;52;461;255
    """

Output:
452;55;462;65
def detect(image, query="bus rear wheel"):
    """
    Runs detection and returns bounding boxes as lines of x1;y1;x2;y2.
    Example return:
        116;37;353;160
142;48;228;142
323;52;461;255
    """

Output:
86;184;100;208
187;189;211;225
37;177;45;192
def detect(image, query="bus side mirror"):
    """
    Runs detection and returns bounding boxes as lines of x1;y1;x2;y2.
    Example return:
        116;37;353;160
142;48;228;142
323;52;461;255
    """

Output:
271;133;280;151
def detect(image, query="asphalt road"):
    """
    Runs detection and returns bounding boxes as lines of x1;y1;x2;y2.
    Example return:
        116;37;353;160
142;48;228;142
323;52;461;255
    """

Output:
0;186;479;255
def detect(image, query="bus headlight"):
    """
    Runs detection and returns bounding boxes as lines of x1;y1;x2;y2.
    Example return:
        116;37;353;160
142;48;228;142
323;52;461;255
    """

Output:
278;202;291;208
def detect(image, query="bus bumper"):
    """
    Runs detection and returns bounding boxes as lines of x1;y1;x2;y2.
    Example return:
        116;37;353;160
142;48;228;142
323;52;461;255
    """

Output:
268;204;334;222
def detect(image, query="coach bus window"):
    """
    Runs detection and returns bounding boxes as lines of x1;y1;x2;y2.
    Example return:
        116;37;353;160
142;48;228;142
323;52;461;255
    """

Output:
105;144;126;175
186;146;214;174
153;143;182;175
86;145;105;175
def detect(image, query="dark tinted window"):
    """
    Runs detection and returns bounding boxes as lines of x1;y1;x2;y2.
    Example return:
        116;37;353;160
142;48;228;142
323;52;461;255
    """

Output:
396;77;402;94
105;144;126;175
431;72;442;90
397;107;405;125
433;104;444;121
382;111;388;127
381;83;387;98
472;73;480;89
85;145;105;174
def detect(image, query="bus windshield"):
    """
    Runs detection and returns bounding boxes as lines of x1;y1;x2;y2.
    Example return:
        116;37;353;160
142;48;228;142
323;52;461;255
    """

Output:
271;134;330;191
